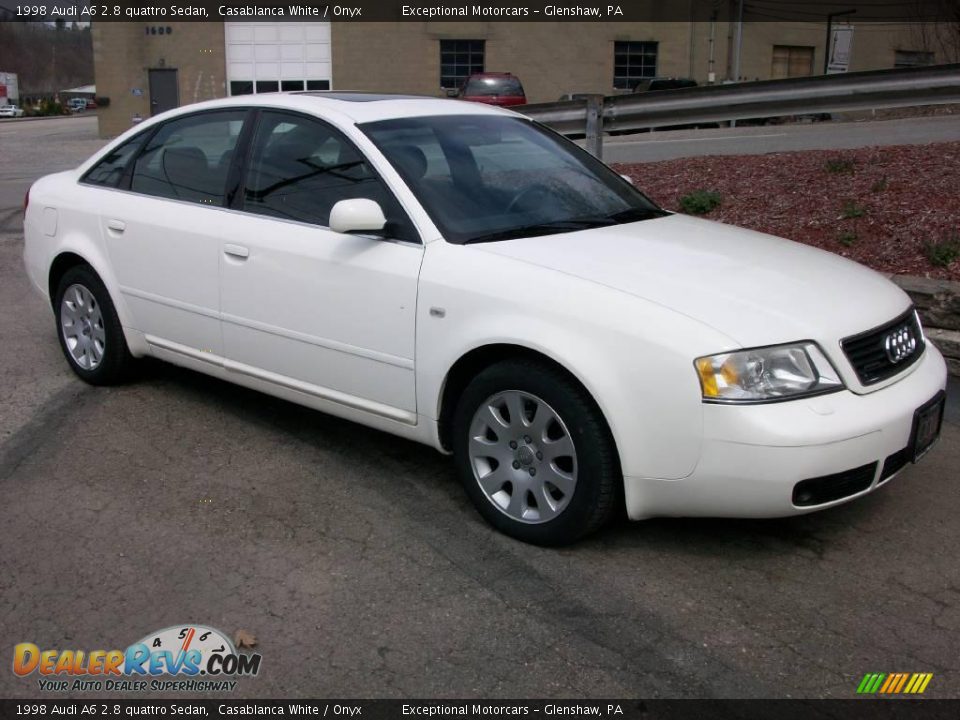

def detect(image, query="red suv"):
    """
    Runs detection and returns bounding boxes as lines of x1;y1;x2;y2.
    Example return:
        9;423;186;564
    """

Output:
458;73;526;107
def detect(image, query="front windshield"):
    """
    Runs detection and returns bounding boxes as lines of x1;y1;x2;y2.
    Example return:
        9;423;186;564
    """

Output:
359;115;665;244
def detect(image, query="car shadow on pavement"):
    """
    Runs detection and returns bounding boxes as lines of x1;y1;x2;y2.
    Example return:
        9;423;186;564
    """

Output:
124;357;950;563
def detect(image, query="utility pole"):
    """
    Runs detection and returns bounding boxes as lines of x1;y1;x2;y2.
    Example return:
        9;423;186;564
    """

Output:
731;0;744;126
732;0;744;81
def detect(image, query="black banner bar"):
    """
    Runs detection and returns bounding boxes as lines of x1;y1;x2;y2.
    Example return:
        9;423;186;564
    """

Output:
0;0;956;23
3;700;960;720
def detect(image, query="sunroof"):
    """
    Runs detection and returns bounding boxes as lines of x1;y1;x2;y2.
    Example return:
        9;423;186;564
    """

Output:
296;92;431;102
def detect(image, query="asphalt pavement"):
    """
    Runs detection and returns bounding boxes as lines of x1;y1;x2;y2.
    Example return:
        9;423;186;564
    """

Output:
1;113;958;700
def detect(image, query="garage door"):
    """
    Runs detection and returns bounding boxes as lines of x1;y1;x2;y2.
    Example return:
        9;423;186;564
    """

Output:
225;22;332;95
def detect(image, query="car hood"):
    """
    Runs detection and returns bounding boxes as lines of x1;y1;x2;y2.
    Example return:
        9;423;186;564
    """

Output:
470;213;910;348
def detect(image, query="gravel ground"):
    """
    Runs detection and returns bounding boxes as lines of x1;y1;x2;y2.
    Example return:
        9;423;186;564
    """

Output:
614;142;960;281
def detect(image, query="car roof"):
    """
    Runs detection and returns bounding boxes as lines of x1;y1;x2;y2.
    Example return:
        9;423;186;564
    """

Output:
80;92;525;177
142;92;516;126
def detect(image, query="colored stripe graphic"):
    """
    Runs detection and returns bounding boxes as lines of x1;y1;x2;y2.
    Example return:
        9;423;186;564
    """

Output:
903;673;933;694
879;674;897;693
857;673;886;694
858;672;932;694
893;673;909;693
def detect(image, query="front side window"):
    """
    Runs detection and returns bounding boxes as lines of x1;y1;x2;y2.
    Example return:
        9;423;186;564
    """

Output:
130;110;246;206
614;41;658;90
361;115;664;245
82;135;145;188
241;111;418;242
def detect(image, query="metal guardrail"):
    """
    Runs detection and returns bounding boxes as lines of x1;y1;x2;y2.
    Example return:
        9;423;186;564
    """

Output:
520;63;960;158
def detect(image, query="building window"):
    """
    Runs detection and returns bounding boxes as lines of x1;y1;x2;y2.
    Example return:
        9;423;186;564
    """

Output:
231;80;322;96
894;50;934;68
229;81;253;96
771;45;814;79
613;41;658;90
440;39;484;89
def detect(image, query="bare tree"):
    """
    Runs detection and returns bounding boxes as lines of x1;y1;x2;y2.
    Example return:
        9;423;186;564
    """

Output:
0;19;93;95
908;2;960;63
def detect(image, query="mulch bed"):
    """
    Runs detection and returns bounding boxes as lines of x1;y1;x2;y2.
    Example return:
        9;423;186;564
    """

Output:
612;141;960;281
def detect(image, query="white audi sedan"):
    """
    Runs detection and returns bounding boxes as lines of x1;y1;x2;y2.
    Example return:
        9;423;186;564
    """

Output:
23;93;947;544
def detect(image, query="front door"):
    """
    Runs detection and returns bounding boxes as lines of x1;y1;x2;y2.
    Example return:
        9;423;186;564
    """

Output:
148;69;179;116
218;110;423;419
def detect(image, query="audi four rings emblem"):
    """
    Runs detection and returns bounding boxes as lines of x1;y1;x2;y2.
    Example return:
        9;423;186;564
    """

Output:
884;324;917;364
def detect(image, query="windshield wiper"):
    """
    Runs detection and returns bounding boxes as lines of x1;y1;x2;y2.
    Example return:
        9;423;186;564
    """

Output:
463;217;617;245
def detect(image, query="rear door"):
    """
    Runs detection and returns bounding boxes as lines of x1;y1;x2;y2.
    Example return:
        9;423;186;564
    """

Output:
101;109;248;360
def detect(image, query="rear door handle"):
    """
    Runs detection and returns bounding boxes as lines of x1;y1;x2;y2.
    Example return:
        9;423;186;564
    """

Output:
106;219;126;233
224;244;249;259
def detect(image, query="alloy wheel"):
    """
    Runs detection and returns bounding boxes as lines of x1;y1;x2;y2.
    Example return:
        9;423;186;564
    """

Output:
468;390;578;523
60;283;106;370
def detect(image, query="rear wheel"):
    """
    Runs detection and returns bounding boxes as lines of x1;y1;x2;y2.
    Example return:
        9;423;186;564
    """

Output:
54;265;134;385
452;359;620;545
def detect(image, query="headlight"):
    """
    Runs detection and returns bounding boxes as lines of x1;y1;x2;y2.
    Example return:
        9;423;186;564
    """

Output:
695;342;843;403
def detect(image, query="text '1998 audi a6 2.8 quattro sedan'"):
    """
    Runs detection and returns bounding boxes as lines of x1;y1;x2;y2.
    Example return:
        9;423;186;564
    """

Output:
23;93;947;545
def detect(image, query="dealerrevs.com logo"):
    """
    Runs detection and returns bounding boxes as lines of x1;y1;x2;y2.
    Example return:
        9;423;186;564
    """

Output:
13;625;262;693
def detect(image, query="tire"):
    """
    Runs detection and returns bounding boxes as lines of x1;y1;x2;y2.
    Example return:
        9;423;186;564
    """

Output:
452;359;620;545
54;265;134;385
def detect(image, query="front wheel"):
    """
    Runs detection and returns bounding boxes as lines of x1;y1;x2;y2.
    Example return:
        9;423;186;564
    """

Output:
452;359;620;545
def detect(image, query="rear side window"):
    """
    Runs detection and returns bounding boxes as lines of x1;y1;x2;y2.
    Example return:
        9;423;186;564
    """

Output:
130;110;246;206
241;111;418;242
82;136;144;188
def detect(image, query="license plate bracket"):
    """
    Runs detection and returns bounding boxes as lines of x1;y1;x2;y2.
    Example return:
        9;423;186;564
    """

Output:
910;391;945;463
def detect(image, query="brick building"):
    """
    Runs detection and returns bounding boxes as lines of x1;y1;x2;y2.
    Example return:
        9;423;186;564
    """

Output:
92;19;952;137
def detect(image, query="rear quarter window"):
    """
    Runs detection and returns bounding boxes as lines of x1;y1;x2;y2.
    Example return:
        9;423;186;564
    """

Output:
80;136;145;188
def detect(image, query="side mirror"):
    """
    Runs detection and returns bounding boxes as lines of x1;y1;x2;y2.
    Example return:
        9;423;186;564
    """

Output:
620;174;634;186
329;199;387;235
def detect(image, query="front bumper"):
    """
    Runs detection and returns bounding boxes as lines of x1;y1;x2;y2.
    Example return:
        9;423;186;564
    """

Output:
624;344;948;520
